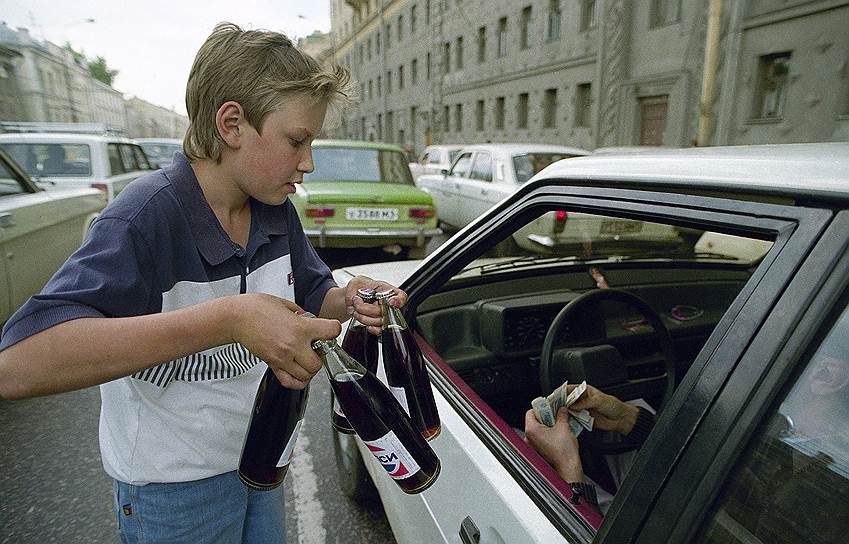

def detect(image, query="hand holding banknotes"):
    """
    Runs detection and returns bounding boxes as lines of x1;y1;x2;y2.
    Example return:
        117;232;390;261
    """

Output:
566;383;641;436
524;407;583;482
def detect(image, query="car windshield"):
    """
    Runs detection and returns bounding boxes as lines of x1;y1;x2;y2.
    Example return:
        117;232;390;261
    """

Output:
513;153;581;183
458;210;774;276
1;143;92;177
139;143;182;166
305;147;415;185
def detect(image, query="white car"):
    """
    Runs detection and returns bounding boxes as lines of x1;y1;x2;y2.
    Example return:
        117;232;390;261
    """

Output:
331;143;849;544
0;132;153;202
417;143;589;232
135;137;183;169
409;144;464;183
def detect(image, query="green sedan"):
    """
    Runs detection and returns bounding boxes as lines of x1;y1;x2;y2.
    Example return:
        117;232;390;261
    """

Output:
293;140;441;259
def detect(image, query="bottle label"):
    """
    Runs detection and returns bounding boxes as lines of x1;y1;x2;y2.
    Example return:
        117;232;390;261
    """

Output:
364;431;420;480
333;396;345;417
389;385;410;416
276;419;303;468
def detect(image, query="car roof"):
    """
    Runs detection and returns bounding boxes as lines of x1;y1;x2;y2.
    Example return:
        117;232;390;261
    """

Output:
459;143;591;156
0;132;138;144
135;138;183;145
536;143;849;201
312;139;405;152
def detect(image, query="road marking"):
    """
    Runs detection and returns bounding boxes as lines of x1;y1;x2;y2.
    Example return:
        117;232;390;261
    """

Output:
290;433;327;544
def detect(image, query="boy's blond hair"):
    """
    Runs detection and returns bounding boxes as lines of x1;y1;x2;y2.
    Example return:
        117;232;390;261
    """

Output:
184;22;351;162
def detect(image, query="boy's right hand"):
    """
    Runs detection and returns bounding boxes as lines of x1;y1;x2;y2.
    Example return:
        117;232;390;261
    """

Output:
566;383;640;436
231;294;341;389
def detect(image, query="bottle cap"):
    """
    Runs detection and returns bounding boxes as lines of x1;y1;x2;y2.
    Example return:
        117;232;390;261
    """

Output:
311;338;337;352
375;288;397;300
357;287;377;302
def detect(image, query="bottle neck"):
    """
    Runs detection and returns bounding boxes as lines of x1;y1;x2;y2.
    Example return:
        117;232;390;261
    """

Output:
379;297;408;330
313;338;367;379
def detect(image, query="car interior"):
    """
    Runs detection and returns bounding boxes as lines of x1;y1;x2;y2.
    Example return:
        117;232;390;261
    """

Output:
409;205;775;518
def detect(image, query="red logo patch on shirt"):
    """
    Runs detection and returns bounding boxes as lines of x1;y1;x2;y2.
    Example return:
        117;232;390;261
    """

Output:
288;272;295;285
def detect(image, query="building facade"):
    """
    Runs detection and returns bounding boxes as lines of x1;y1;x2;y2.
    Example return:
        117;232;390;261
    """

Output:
326;0;849;154
125;97;189;139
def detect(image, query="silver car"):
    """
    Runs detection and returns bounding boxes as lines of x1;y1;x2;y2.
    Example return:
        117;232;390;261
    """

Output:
0;148;105;323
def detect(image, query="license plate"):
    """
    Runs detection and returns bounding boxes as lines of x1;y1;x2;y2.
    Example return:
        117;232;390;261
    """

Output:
600;219;643;235
345;207;399;221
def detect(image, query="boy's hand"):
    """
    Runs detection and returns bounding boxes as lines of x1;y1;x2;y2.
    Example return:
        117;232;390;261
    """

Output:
231;294;341;389
566;383;639;436
346;276;409;335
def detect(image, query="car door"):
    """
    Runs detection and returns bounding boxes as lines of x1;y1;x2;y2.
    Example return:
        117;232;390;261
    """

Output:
456;151;499;226
438;152;473;229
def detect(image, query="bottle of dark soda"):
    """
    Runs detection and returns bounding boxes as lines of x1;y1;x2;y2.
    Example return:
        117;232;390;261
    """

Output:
238;367;309;490
376;289;441;441
334;288;379;434
314;337;440;494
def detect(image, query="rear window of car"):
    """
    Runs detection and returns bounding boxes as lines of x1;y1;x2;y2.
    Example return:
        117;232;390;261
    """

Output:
0;143;92;177
513;153;580;183
139;143;181;166
305;147;415;185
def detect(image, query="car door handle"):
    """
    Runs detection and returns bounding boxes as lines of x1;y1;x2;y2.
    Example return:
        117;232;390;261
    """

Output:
480;188;489;195
459;516;480;544
0;212;15;228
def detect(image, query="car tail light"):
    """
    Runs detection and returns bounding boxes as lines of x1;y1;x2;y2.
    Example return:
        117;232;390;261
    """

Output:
306;207;334;217
553;210;568;234
91;183;108;194
409;208;434;219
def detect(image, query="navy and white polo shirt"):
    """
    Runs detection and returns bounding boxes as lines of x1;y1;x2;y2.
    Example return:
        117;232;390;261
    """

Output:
0;153;337;485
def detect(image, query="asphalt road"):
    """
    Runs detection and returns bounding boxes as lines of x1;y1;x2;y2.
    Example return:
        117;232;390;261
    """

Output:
0;236;452;544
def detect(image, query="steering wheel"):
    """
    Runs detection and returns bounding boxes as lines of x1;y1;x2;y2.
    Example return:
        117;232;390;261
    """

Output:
539;288;676;453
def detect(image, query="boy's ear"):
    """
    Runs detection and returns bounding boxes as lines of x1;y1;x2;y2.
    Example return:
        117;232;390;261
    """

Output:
216;101;246;149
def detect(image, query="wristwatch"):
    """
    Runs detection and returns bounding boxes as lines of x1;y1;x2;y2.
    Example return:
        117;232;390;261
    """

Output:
567;481;598;506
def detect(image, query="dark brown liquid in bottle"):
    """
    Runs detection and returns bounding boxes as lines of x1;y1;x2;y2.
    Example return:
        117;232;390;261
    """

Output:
333;323;379;433
238;368;308;490
382;325;441;441
331;370;440;494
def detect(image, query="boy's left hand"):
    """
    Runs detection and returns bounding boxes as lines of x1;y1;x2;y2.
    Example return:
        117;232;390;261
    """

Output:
346;275;408;334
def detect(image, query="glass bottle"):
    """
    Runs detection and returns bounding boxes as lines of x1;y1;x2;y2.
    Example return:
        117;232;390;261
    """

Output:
315;337;440;494
376;289;441;441
334;288;379;434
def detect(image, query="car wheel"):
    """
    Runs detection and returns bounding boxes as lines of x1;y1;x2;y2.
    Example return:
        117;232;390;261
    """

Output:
331;392;378;501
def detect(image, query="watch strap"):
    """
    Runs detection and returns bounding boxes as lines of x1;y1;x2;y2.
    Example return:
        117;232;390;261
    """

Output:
567;481;598;506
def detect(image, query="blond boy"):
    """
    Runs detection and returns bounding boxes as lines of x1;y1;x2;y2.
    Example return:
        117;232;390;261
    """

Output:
0;22;403;542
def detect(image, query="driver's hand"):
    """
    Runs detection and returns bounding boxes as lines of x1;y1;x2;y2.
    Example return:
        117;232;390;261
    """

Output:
567;384;640;436
524;408;583;482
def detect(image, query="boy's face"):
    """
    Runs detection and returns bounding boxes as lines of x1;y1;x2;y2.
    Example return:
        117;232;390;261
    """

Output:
234;94;327;205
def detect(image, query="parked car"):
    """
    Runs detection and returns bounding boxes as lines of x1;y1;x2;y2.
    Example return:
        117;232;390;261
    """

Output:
0;147;105;323
330;143;849;544
292;140;440;259
0;132;153;202
135;138;183;169
408;144;464;182
417;143;589;232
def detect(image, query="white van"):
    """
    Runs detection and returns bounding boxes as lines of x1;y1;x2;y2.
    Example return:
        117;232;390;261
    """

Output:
0;132;153;202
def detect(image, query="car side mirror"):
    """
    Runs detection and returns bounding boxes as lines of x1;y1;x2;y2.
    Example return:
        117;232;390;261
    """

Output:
440;169;448;176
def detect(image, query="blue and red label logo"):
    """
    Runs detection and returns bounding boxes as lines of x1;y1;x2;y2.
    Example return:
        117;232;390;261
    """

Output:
367;444;410;478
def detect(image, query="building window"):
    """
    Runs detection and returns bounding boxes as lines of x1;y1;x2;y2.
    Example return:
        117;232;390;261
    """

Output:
495;96;505;129
399;65;405;90
753;52;792;119
387;70;392;93
360;83;365;101
386;111;394;142
376;31;381;55
650;0;681;28
476;99;485;131
455;103;463;132
498;17;508;57
368;80;373;100
398;15;404;41
543;88;557;128
377;75;382;97
386;23;392;46
377;113;383;140
575;82;592;127
580;0;598;31
520;6;532;50
412;58;418;84
443;105;451;132
456;36;464;70
426;0;431;25
517;93;529;129
426;52;431;80
443;42;451;73
477;26;487;63
411;4;418;32
367;37;372;60
547;0;561;41
410;106;418;140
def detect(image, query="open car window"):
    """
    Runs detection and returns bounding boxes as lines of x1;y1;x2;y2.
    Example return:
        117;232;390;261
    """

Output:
414;204;776;529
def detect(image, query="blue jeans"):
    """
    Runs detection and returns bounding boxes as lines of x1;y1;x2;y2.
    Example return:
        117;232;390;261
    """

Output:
113;471;285;543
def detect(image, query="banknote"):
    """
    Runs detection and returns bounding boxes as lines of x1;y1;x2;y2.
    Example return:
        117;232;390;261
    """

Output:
531;381;595;436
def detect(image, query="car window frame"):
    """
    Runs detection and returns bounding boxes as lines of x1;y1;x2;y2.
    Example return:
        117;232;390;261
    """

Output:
399;182;834;542
449;152;474;177
107;143;125;176
628;210;849;544
469;152;493;182
0;149;38;195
